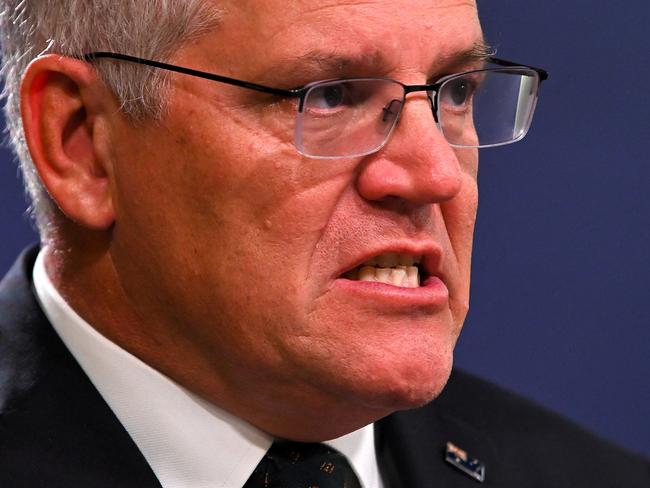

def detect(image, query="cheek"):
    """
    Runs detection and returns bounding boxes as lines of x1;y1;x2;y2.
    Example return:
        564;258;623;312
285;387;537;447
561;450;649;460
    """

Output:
112;106;354;336
440;168;478;317
446;154;479;260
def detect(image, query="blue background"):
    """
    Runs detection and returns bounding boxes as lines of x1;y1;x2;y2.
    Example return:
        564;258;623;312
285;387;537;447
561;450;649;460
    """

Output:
1;0;648;457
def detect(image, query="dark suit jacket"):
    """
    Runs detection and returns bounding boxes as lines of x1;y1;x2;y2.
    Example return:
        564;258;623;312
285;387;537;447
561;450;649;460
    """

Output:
1;248;649;487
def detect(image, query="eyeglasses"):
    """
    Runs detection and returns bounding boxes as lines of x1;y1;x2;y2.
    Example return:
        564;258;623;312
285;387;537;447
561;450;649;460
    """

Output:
83;52;548;159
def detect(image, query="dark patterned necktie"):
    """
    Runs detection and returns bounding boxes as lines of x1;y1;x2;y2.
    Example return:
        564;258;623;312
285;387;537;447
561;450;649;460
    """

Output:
243;441;362;488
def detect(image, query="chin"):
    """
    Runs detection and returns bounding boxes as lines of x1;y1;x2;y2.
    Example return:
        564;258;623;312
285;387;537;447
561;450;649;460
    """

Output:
381;365;451;411
349;346;455;414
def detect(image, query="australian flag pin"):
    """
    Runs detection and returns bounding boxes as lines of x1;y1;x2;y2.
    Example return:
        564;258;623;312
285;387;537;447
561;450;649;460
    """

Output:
445;441;486;483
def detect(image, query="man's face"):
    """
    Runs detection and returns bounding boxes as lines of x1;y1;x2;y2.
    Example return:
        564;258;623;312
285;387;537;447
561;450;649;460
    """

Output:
108;0;482;436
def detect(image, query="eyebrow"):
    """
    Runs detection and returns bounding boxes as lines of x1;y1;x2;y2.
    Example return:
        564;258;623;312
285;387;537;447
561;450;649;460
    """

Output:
280;39;496;81
288;49;393;79
433;39;497;76
455;40;497;64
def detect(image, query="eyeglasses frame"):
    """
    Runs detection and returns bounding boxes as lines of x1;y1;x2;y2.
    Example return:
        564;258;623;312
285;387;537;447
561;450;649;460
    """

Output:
81;52;549;157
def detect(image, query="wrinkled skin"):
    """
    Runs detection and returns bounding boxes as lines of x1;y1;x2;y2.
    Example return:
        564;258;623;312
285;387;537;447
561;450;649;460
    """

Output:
41;0;483;440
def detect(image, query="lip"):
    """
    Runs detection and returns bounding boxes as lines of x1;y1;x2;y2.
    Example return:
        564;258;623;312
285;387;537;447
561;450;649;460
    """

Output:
334;274;449;310
332;242;449;310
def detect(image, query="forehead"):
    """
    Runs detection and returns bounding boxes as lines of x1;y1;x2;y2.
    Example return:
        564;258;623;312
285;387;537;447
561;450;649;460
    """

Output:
211;0;482;76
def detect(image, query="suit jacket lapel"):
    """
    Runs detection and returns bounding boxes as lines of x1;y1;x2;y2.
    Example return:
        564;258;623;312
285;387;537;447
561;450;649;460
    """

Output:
375;374;500;487
0;247;162;488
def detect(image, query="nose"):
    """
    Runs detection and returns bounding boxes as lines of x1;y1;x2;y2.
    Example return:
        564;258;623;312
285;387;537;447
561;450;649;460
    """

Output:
355;93;463;207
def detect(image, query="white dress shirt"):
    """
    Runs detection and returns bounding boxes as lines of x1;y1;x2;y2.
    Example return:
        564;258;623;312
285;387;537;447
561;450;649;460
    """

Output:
33;250;384;488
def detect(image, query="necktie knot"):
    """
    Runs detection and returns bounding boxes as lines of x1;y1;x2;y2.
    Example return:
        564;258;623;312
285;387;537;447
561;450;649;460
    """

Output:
244;441;361;488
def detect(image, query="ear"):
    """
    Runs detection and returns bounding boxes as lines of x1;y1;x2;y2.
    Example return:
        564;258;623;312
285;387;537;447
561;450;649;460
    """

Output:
20;54;117;230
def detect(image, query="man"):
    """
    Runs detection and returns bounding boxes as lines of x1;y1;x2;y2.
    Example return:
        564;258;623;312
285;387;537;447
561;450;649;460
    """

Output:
0;0;648;487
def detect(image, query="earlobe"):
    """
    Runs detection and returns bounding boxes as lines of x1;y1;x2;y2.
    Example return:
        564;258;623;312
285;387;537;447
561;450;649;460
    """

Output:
20;54;116;230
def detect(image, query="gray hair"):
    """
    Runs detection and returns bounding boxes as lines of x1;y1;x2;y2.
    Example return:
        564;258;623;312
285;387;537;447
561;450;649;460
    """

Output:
0;1;222;236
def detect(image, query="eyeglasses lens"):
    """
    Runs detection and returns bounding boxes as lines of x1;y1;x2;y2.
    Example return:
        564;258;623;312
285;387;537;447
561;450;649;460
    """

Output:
439;69;540;148
295;68;540;158
296;79;405;158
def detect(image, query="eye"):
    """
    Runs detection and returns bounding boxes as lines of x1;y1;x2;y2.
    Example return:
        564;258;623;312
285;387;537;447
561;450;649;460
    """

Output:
450;79;469;105
442;76;475;107
309;83;348;109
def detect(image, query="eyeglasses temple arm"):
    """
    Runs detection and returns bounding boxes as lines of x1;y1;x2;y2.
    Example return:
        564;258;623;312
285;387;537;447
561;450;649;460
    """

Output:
488;56;549;81
81;52;303;98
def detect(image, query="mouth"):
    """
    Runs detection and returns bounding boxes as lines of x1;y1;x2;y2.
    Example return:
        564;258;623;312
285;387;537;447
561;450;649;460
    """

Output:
341;252;428;289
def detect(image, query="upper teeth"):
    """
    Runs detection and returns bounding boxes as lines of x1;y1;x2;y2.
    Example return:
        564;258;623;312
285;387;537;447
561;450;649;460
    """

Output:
363;253;420;267
352;253;422;288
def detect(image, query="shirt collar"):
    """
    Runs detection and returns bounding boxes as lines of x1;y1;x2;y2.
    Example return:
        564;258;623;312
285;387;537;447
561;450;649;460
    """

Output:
33;249;383;488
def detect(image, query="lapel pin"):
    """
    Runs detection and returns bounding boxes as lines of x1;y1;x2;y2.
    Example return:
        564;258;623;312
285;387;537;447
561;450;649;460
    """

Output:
445;441;486;483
